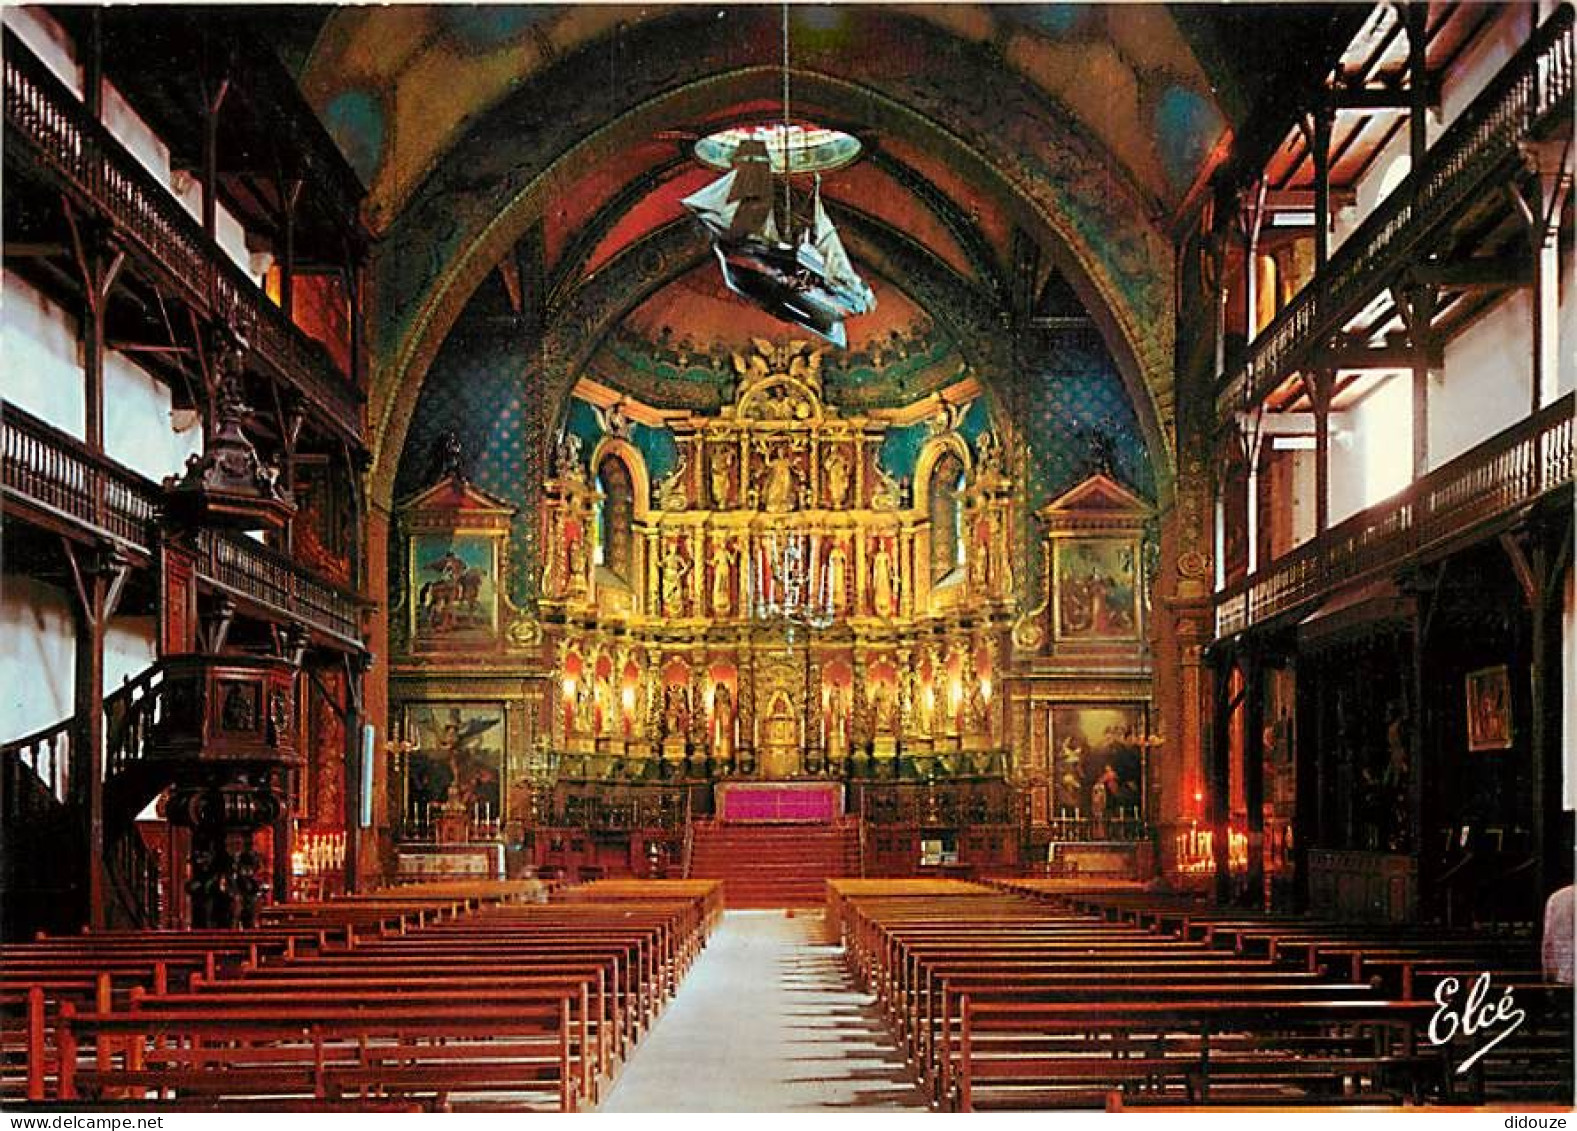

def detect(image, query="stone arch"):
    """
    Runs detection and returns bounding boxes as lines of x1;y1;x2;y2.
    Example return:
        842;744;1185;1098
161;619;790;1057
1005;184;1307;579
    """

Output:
367;63;1177;518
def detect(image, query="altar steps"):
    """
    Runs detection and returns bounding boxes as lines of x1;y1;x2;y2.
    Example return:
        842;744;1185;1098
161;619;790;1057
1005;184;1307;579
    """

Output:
687;821;860;908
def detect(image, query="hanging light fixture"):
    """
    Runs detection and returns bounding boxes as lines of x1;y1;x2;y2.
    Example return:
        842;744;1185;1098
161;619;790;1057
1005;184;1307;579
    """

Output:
680;3;876;348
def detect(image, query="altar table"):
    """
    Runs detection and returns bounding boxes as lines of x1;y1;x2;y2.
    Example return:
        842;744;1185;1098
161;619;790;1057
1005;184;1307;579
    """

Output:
715;781;843;824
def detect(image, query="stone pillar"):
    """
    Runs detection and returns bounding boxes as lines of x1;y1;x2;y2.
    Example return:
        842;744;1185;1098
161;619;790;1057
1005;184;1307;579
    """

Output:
363;503;393;880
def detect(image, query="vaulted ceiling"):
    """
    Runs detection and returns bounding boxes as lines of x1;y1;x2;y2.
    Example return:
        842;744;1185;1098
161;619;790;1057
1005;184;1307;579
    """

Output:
273;4;1359;512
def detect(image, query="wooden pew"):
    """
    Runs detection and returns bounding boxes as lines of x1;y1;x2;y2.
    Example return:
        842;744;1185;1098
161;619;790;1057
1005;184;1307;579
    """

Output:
11;880;720;1110
828;879;1464;1110
58;996;586;1111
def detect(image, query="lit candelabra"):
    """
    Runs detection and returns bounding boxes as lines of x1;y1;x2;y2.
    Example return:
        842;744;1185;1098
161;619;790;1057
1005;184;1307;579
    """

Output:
292;829;346;877
1174;823;1250;873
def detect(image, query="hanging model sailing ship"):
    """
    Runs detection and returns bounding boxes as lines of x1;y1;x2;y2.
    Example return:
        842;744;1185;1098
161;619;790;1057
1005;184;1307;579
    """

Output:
681;138;876;348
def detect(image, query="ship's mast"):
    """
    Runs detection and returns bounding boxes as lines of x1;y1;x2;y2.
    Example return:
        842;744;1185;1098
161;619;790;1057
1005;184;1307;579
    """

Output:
779;1;792;241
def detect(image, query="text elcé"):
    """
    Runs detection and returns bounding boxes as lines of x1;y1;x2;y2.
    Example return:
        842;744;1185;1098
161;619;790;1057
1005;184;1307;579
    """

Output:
1428;971;1528;1075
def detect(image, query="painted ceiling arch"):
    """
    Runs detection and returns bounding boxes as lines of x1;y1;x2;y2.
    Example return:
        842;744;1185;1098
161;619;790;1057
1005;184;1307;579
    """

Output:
348;16;1186;515
536;208;1016;440
301;4;1227;229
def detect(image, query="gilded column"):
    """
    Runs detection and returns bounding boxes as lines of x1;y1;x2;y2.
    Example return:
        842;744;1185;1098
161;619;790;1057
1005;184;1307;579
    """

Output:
854;531;868;616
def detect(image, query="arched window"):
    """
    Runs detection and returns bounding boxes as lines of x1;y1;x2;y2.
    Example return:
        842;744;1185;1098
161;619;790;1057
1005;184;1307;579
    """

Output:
929;451;966;584
597;455;635;583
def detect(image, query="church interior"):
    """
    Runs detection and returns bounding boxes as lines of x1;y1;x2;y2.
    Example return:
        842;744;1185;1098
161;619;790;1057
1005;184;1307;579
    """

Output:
2;0;1573;1113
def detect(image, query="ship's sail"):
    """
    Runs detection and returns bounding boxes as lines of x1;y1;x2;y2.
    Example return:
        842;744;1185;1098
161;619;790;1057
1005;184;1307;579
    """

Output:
807;177;875;315
679;169;741;240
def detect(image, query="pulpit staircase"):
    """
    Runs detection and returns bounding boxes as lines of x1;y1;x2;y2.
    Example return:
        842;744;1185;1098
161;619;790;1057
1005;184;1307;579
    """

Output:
685;818;861;907
1;662;170;937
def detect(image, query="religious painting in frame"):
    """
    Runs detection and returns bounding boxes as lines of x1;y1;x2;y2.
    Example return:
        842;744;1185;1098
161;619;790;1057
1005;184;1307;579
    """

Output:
400;702;507;830
1049;705;1148;826
408;533;500;651
1053;537;1141;642
1465;665;1513;751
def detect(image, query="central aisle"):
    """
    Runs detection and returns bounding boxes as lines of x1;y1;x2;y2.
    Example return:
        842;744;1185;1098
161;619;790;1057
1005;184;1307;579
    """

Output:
598;910;930;1112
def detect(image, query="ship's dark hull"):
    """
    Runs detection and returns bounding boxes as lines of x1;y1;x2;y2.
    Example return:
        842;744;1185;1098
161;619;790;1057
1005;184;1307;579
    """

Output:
714;239;849;347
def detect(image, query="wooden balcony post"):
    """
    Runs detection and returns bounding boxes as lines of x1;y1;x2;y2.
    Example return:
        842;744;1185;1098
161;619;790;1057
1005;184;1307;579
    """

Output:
1241;645;1266;910
1238;181;1268;342
82;9;103;121
1395;285;1438;480
343;651;368;893
279;178;304;320
63;542;130;930
61;212;124;458
201;76;231;241
1311;103;1333;277
1239;413;1265;577
1308;370;1335;535
1207;644;1236;905
1292;660;1320;912
1515;142;1573;413
1405;3;1430;170
1501;523;1574;915
1209;226;1229;380
1402;567;1441;916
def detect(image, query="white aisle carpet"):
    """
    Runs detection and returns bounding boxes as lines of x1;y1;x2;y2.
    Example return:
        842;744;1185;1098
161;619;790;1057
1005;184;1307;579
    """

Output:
598;910;930;1112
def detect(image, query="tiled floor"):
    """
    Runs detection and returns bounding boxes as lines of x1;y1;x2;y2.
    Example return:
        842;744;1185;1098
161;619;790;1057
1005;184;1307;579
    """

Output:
598;910;930;1112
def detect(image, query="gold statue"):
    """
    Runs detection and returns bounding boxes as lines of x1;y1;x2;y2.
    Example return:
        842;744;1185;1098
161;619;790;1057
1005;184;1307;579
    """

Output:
709;539;735;616
826;682;850;761
872;462;904;511
661;540;689;616
567;533;588;595
761;449;797;512
872;540;897;618
711;683;735;765
827;540;849;612
709;448;734;509
870;679;897;733
656;451;688;511
823;449;850;509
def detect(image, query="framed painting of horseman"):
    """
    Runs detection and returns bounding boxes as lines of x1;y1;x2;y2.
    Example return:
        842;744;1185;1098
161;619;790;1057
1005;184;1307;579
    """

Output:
398;466;516;653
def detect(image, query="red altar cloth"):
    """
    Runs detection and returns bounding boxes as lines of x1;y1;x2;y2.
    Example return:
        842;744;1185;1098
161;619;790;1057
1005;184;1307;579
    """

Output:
715;782;843;824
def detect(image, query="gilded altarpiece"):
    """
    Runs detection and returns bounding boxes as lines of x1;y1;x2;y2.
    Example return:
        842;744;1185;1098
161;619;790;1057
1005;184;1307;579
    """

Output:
389;346;1157;862
536;343;1019;786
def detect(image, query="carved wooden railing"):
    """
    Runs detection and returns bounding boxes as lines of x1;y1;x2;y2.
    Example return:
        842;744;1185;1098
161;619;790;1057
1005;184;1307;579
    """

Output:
1217;8;1575;418
106;828;162;928
2;403;363;647
2;662;166;812
1;405;159;549
2;715;75;817
196;530;361;649
103;662;167;782
105;664;167;931
1216;393;1575;639
3;32;363;440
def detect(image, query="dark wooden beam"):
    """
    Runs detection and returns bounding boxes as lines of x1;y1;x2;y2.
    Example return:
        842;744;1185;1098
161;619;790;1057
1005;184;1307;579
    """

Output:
2;242;71;259
1317;341;1443;370
1408;254;1532;290
1263;187;1356;214
1328;78;1440;111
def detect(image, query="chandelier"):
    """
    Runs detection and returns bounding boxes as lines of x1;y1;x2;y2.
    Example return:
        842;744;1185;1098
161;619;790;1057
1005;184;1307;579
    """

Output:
750;532;835;630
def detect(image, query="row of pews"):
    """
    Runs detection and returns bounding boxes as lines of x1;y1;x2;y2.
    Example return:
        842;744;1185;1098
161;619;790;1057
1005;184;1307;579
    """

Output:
829;877;1573;1111
3;878;721;1112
